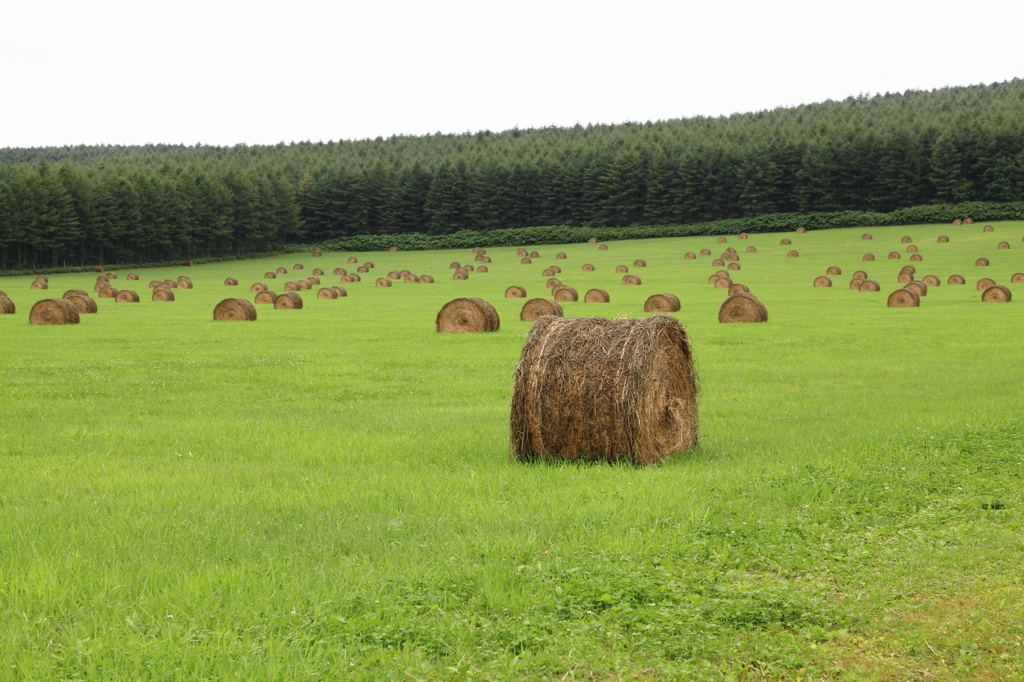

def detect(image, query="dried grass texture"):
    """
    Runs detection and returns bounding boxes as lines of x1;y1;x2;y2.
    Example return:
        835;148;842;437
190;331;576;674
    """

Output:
910;254;922;261
274;292;303;309
334;268;347;276
127;274;139;280
0;295;14;314
584;288;610;303
293;264;304;270
887;289;920;307
348;257;357;263
542;267;557;277
254;290;278;305
712;259;725;267
388;246;399;252
982;224;992;231
553;287;579;302
633;259;646;267
644;293;681;312
727;263;740;271
510;315;698;465
176;280;193;289
97;288;117;298
546;278;561;288
332;287;347;297
982;285;1012;302
998;241;1010;249
813;276;832;287
62;289;89;298
152;288;175;302
853;270;868;279
357;266;370;273
404;274;421;282
598;245;608;251
713;277;732;289
556;252;567;259
284;281;300;291
717;237;727;243
436;297;500;332
906;245;918;253
898;272;913;283
615;265;628;273
30;281;48;290
521;258;532;264
1011;273;1024;284
277;267;288;274
453;271;468;281
849;278;865;290
952;219;963;226
888;252;901;259
948;275;966;285
700;249;711;256
64;294;97;314
900;236;912;243
312;268;324;276
213;298;257;321
718;293;767;323
795;227;806;234
115;290;140;303
265;272;276;279
520;298;563;321
419;275;434;283
738;232;748;239
781;238;792;245
587;238;597;244
531;251;540;257
518;248;529;256
582;263;595;271
29;298;80;325
306;276;320;285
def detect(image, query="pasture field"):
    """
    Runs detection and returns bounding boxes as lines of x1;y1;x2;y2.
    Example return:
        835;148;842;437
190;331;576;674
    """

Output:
1;223;1024;681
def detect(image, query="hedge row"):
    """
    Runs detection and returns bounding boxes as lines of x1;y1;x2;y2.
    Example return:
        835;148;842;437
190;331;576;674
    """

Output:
0;248;314;278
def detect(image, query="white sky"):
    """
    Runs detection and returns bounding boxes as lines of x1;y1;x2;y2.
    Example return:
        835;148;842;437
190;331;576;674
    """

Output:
1;0;1021;149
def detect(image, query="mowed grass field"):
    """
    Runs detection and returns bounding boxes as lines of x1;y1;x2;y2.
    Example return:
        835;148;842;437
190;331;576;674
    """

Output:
2;223;1024;681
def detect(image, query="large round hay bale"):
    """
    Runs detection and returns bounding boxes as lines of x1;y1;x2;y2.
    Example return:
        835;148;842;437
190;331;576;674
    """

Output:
152;288;175;302
388;246;399;252
437;297;500;332
813;276;832;287
97;287;117;298
510;315;698;465
531;250;541;258
728;283;750;295
976;257;990;266
795;227;806;234
148;280;162;289
340;274;355;283
584;288;610;303
699;248;711;256
862;233;872;240
62;289;89;299
284;280;300;291
863;253;875;261
254;290;278;304
293;264;304;270
976;277;996;290
474;254;485;262
332;286;347;297
898;272;913;283
998;241;1010;249
126;273;139;281
952;219;963;226
95;266;104;272
453;271;469;281
826;266;842;275
306;276;320;285
717;236;727;243
858;280;880;292
333;268;347;276
581;263;595;272
787;250;799;258
404;274;420;282
587;238;597;245
597;244;608;251
982;223;992;231
722;253;738;261
713;277;731;289
622;275;642;285
614;265;628;273
317;287;338;299
712;258;725;267
274;292;303;309
348;257;357;263
910;254;922;261
887;288;920;307
900;236;912;243
250;282;268;293
115;290;140;303
106;273;117;279
30;281;48;290
519;298;563;321
546;277;561;288
176;276;191;284
419;275;434;283
312;268;324;276
505;286;527;298
518;248;529;256
936;235;949;243
553;286;578;302
708;274;722;285
904;281;927;297
225;278;239;286
853;270;868;279
34;277;48;284
780;238;791;245
738;232;748;239
1011;273;1024;283
900;265;917;275
727;263;740;271
922;275;940;287
29;298;79;325
313;249;322;256
555;252;567;260
264;272;277;279
375;277;392;287
948;274;965;285
644;293;680;312
888;252;900;259
542;267;556;277
684;252;696;259
906;245;918;253
176;280;193;289
633;259;646;267
356;266;369;273
746;246;757;253
964;218;974;224
719;292;767;323
277;267;288;274
520;257;532;264
0;296;14;314
849;278;865;290
213;298;257;321
64;294;97;314
351;274;362;281
982;285;1012;302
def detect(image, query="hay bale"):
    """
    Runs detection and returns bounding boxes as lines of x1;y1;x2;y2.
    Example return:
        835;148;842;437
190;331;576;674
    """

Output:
274;292;303;309
0;295;14;314
176;280;193;289
254;290;278;304
340;274;355;283
717;237;727;243
480;256;492;263
1011;273;1024;283
375;277;392;287
510;315;698;465
862;233;872;240
530;251;541;258
213;298;257;321
546;277;561;288
317;287;338;299
982;224;995;232
283;281;300;291
644;293;680;312
906;245;918;253
420;275;434;283
313;249;322;256
622;275;642;285
348;257;357;263
964;218;974;224
901;265;916;275
62;289;89;298
518;248;529;256
708;274;722;285
148;280;162;288
587;238;597;244
553;286;578;302
97;288;117;298
520;298;563;321
106;273;117;279
152;288;175;302
333;268;347;276
982;285;1012;302
115;290;140;303
853;270;868;279
332;286;347;297
506;286;527;298
795;227;806;234
827;266;842;275
722;253;738;261
251;282;269;293
999;241;1010;249
277;267;287;274
293;264;304;270
780;238;791;245
542;267;556;277
453;271;469;281
898;272;913;283
976;257;990;266
264;272;276;279
922;275;940;287
387;270;401;279
728;283;750;295
296;280;311;290
95;266;104;272
437;297;500;332
126;273;139;281
64;294;97;314
849;278;865;290
225;278;238;286
34;276;48;283
357;266;369;273
738;232;748;239
312;268;324;276
887;288;920;307
905;281;927;297
727;263;740;271
863;253;875;261
977;277;996;290
306;276;320;285
521;257;532;264
633;259;647;267
948;274;966;285
952;219;963;226
746;246;757;253
474;254;485;262
584;288;610;303
388;246;399;252
404;274;420;282
615;265;628;273
858;280;881;292
556;252;567;259
888;252;901;259
813;276;832;287
597;245;608;251
910;254;922;261
713;277;732;289
30;281;47;290
787;250;799;258
900;236;912;243
29;298;80;325
684;252;696;259
712;258;725;266
719;292;767;323
581;263;595;271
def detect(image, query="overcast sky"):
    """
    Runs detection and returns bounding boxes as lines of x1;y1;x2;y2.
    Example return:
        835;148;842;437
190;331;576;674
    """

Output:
1;0;1021;149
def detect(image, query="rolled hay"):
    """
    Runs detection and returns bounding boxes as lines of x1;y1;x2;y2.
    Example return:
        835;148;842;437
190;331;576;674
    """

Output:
982;284;1012;302
29;298;80;325
317;287;338;299
293;264;304;270
0;296;14;314
717;236;727;243
813;276;832;287
30;281;48;290
615;265;629;273
728;283;750;295
738;232;748;239
795;227;806;234
388;246;399;252
176;276;191;284
213;298;257;321
184;260;194;267
581;263;595;271
333;268;347;276
404;274;420;282
375;277;392;287
622;275;642;285
313;249;322;256
97;288;117;298
510;314;699;465
556;252;567;259
115;290;140;303
419;275;434;283
518;297;563;321
546;277;562;288
126;273;139;281
264;272;277;279
283;281;300;291
781;238;792;245
348;257;357;263
722;253;738;261
746;246;757;253
708;274;722;285
787;250;799;258
62;289;89;298
922;275;941;287
148;280;162;288
297;280;311;290
94;266;104;272
964;218;974;224
900;236;912;243
584;288;610;303
65;294;97;314
644;292;681;312
1011;273;1024;283
684;252;696;259
332;286;347;297
225;278;239;286
716;269;729;277
277;267;288;274
699;248;711;256
888;252;901;259
542;267;556;277
152;288;175;302
307;276;321;285
634;259;647;267
910;254;922;261
827;266;842;275
474;255;485;262
887;288;920;307
719;292;768;323
254;290;278;304
274;292;303;309
399;270;411;277
531;251;540;258
858;280;881;292
597;245;608;251
712;259;725;267
587;238;597;244
251;282;268;293
450;261;461;269
901;265;917;275
312;268;324;276
505;285;527;298
356;266;369;273
453;271;469;281
436;297;500;332
176;280;193;289
906;245;918;253
863;253;875;261
476;249;487;256
853;270;868;279
340;274;356;283
477;266;489;273
106;273;117;279
977;277;997;290
976;257;990;266
521;257;532;264
898;272;913;283
952;219;963;226
862;233;873;240
999;241;1010;249
35;275;49;283
904;281;927;297
948;274;966;285
982;224;992;231
727;263;740;271
553;286;579;302
849;278;865;290
518;248;529;256
713;277;732;289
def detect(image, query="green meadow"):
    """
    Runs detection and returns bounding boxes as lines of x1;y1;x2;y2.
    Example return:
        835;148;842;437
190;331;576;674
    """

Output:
1;223;1023;680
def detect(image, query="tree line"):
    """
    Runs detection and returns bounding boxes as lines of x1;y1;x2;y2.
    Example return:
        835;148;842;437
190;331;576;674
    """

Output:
2;79;1023;270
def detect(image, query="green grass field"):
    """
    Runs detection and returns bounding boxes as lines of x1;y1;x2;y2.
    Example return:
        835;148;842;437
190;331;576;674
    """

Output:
2;223;1023;680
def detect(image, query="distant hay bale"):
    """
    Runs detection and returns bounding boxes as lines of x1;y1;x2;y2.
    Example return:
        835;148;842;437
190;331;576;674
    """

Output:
976;277;996;290
556;252;566;259
274;292;303;309
97;288;117;298
348;257;357;263
716;269;729;277
952;219;962;226
998;241;1010;249
115;290;140;303
364;261;375;268
963;218;974;224
419;275;434;283
333;268;347;275
684;252;696;259
728;283;750;295
357;266;369;273
906;245;918;253
95;266;104;272
65;294;97;314
542;267;556;277
254;290;278;304
976;257;990;266
718;292;767;323
858;280;880;292
827;266;842;275
813;276;832;287
505;286;527;298
721;253;738;261
453;271;469;281
746;246;757;253
853;270;868;279
284;281;300;291
213;298;257;321
30;281;47;290
509;315;698;465
62;289;89;298
313;268;324;276
477;266;489;273
615;265;628;273
795;227;806;234
717;237;727;243
450;261;461;269
938;235;949;242
0;296;14;314
375;277;392;287
1012;273;1024;283
708;274;722;285
476;249;486;256
152;288;175;302
713;277;731;289
546;277;561;288
738;232;748;239
437;297;500;332
948;274;965;285
787;250;799;258
633;259;646;267
582;263;595;271
480;256;492;263
780;238;791;245
863;253;875;261
587;238;597;244
597;245;607;251
922;275;940;286
901;265;916;275
518;248;529;256
225;278;238;286
176;280;193;289
904;281;927;297
644;293;680;312
724;246;737;254
184;260;194;267
399;270;411;277
148;280;162;288
888;252;900;259
983;224;993;232
898;272;913;283
862;233;872;240
313;249;322;256
901;236;912;243
584;288;610;303
530;251;540;258
265;272;276;279
849;278;865;290
727;263;740;271
387;270;401;279
520;298;563;321
277;267;287;274
293;264;304;270
332;286;347;297
176;276;191;284
29;298;80;325
910;254;922;261
553;286;579;302
474;255;485;262
127;273;138;280
307;276;320;285
404;274;420;282
622;275;642;285
389;246;399;252
317;287;338;299
521;257;532;264
700;249;711;256
982;285;1012;302
712;258;725;266
887;288;920;307
340;274;355;283
106;273;117;279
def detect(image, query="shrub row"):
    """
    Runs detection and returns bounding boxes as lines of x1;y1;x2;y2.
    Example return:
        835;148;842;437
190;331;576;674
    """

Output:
0;248;316;278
